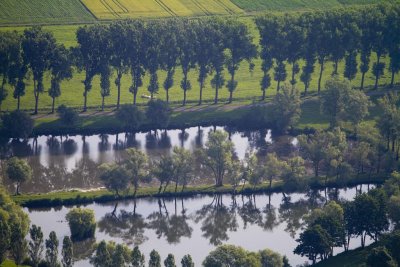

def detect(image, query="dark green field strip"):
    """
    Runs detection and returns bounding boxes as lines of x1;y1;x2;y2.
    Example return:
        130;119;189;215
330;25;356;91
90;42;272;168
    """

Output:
231;0;394;12
0;0;95;25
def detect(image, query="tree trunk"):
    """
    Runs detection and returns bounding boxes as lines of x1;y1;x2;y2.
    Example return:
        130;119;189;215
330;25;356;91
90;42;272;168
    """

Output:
214;86;219;104
361;72;366;90
229;91;233;103
34;94;39;115
304;83;308;95
166;89;169;103
83;92;87;112
133;89;138;105
374;55;381;89
17;96;20;110
391;69;395;88
229;73;234;103
318;60;324;94
102;96;105;111
199;80;204;105
116;76;121;110
277;80;280;91
52;97;55;113
262;89;266;101
291;62;296;84
183;90;187;106
334;59;339;75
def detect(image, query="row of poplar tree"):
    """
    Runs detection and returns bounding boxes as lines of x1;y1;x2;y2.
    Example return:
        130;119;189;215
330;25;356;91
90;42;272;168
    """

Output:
0;3;400;114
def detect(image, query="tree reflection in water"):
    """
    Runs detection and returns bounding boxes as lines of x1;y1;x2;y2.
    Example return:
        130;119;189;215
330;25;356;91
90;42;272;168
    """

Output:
147;198;192;244
98;201;148;246
193;195;238;246
238;195;263;229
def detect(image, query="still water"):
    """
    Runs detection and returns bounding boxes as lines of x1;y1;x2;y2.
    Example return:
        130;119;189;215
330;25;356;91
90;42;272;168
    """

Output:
27;187;373;266
1;126;298;193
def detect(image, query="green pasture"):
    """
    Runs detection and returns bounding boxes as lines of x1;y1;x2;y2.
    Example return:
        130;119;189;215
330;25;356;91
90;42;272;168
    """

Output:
0;0;95;26
0;17;398;113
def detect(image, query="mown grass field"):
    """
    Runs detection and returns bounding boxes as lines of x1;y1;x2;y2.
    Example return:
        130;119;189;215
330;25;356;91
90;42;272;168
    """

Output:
0;0;95;25
231;0;394;12
0;16;398;113
81;0;243;19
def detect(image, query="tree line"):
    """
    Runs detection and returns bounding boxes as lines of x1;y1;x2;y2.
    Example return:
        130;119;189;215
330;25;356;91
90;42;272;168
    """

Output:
1;3;400;113
294;172;400;266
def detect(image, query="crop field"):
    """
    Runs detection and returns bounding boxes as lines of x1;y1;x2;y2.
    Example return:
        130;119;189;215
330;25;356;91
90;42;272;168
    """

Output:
0;17;398;113
231;0;393;12
0;0;95;26
80;0;243;19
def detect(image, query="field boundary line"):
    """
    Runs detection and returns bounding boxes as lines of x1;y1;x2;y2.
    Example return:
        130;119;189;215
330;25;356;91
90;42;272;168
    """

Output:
112;0;128;13
190;0;211;15
154;0;177;16
215;0;235;15
77;0;99;20
100;0;121;18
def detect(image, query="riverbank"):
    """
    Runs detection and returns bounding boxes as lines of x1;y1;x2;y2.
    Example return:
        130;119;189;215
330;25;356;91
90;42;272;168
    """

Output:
13;173;387;208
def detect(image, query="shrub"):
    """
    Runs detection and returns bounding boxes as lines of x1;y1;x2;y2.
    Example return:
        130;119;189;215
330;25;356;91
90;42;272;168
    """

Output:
65;208;96;241
2;110;34;138
116;104;145;132
57;105;78;126
146;100;171;129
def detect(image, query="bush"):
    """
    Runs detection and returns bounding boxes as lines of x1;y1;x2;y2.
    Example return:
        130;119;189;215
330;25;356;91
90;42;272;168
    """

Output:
366;246;396;267
65;208;96;241
1;110;34;138
116;104;145;132
146;100;171;129
57;105;78;126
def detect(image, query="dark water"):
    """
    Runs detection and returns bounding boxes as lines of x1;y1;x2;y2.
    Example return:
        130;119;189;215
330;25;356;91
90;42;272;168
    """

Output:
1;126;298;193
26;186;373;267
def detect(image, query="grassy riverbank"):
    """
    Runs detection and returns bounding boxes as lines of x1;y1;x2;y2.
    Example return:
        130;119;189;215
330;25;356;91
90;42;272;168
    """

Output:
13;173;386;208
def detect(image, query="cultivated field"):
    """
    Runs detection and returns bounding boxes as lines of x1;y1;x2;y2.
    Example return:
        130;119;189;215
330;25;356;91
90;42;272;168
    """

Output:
0;0;95;25
0;17;397;113
231;0;392;12
81;0;243;19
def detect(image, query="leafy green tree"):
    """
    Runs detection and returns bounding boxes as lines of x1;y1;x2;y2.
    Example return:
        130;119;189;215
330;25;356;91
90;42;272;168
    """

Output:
75;25;103;111
125;148;148;195
284;14;304;86
259;248;283;267
146;100;171;129
48;45;72;113
198;130;234;187
152;155;175;193
224;19;257;103
6;157;32;195
2;109;33;138
22;27;56;114
194;20;213;105
177;20;196;106
203;245;259;267
127;20;146;105
0;31;21;111
294;224;332;264
264;153;287;189
57;105;78;126
164;254;176;267
109;21;130;109
144;22;161;100
388;195;400;229
29;224;44;267
100;66;111;111
131;246;145;267
180;254;194;267
208;19;226;104
10;217;28;265
90;241;111;267
46;231;60;267
99;163;130;196
65;208;96;241
149;249;161;267
61;236;73;267
172;146;193;192
159;20;180;103
116;104;144;132
0;210;10;263
271;84;301;133
367;246;396;267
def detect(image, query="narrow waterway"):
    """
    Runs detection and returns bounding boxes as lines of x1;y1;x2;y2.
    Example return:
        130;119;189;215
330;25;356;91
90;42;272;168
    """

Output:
1;126;298;193
26;186;373;266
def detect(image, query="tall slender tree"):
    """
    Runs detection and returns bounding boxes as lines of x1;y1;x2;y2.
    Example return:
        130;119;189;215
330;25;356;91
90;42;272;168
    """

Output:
144;21;161;100
48;45;72;113
22;27;56;114
224;19;257;103
209;19;226;104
